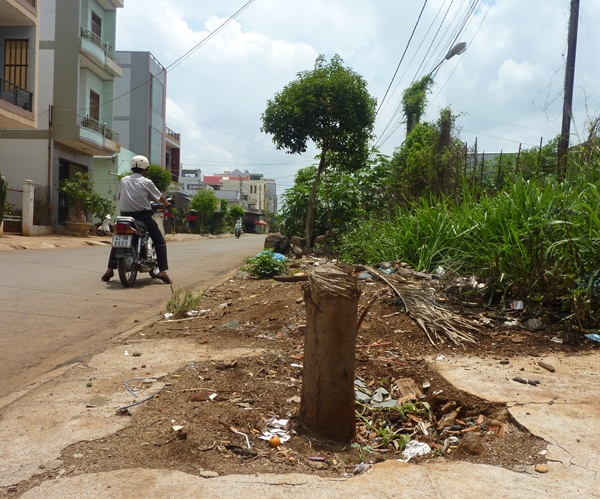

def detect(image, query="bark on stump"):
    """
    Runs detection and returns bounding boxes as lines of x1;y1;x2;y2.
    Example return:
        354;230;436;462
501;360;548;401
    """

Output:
300;264;360;441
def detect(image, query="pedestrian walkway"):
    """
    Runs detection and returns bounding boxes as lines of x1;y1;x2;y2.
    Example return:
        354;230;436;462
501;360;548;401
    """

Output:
0;231;219;253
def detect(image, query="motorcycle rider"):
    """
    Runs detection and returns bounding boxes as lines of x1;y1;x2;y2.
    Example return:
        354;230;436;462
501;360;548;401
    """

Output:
101;155;172;284
235;218;242;237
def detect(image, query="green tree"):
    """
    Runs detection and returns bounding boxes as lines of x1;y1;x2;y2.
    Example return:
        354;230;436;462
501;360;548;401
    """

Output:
280;151;390;240
402;75;434;134
261;54;376;247
189;189;219;234
390;107;464;205
119;164;172;192
229;204;245;227
211;198;228;234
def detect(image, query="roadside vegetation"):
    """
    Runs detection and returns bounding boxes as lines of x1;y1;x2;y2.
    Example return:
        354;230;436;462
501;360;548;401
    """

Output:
267;66;600;337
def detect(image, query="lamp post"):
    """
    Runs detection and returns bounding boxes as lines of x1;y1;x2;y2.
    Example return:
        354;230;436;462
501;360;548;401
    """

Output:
429;41;467;76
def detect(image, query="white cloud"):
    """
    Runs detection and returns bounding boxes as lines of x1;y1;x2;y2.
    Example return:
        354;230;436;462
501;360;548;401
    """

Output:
116;0;600;191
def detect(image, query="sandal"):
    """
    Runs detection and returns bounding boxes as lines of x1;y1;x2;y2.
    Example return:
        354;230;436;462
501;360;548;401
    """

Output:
101;269;114;281
157;271;172;284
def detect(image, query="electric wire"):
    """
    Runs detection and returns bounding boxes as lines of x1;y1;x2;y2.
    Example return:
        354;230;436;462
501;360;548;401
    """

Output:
376;0;429;117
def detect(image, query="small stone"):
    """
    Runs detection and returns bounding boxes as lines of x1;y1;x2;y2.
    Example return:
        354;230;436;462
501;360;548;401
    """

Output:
199;470;219;478
535;464;549;473
132;352;142;357
499;360;510;365
458;431;484;455
524;318;545;332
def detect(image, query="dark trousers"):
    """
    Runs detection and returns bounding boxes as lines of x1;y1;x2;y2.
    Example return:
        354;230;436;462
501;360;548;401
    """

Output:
108;210;168;271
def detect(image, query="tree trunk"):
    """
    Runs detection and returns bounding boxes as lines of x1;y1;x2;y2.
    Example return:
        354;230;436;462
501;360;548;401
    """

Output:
300;264;360;441
304;147;327;247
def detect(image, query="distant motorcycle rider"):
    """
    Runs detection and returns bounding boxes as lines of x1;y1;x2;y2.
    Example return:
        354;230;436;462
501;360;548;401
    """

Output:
101;155;172;284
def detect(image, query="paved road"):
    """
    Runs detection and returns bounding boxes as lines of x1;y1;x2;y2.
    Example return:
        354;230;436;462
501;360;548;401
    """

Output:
0;234;264;398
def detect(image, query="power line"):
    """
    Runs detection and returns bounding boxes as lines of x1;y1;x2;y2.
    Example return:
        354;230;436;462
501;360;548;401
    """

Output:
376;0;429;117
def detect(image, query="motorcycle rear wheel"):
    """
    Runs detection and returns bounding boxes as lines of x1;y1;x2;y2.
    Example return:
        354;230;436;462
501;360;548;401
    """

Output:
118;248;138;287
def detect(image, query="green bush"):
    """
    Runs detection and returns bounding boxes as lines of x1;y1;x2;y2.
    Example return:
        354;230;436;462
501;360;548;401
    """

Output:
242;249;288;278
166;287;205;318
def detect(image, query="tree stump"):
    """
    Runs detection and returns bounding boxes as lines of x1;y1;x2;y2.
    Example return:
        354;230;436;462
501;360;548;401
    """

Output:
300;264;360;441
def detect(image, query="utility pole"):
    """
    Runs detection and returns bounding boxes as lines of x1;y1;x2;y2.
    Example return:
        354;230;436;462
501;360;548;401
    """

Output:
557;0;580;180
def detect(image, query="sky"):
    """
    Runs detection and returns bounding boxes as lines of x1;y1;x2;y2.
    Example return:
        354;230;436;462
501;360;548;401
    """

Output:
115;0;600;193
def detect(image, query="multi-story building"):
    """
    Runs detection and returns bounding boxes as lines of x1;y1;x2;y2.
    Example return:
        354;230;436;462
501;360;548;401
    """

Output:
165;126;180;181
0;0;123;225
0;0;39;130
112;51;166;166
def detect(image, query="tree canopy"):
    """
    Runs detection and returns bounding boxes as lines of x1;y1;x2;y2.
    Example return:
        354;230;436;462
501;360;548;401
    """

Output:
261;54;376;246
189;188;219;234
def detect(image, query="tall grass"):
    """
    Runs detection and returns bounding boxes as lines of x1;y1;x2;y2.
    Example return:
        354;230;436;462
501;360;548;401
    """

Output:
338;176;600;311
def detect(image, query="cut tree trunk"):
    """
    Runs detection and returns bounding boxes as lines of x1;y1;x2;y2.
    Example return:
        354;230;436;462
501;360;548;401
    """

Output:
300;264;360;441
304;147;327;248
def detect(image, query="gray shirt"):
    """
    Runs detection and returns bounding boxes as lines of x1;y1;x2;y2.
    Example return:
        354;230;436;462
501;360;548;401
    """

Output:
118;173;162;212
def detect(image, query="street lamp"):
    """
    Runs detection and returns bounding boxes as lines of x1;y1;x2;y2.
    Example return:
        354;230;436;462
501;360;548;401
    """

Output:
429;41;467;76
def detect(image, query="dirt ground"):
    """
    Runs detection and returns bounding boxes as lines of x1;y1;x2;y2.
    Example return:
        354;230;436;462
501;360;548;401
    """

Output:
48;257;599;482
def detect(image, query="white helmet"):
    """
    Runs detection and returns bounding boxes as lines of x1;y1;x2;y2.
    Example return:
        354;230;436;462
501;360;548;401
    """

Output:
131;155;149;170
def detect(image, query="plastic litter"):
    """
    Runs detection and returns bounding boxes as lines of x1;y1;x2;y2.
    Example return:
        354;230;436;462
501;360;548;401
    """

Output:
358;271;374;280
399;440;431;461
258;417;292;444
510;301;524;310
585;333;600;343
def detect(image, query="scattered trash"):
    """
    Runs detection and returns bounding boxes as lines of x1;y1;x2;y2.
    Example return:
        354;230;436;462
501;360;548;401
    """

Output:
538;361;556;373
358;271;375;280
208;393;218;401
510;301;524;310
307;456;326;462
352;462;370;475
585;333;600;343
524;318;545;332
258;417;292;444
230;427;251;449
550;336;563;344
269;435;281;447
435;355;446;362
399;440;431;462
124;350;129;356
286;395;301;404
118;377;167;412
172;425;187;440
163;312;174;319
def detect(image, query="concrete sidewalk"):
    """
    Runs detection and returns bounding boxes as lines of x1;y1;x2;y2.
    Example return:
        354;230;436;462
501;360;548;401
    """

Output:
0;231;220;252
0;327;598;498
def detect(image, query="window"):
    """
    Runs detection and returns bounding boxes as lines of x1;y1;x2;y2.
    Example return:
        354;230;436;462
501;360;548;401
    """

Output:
89;90;100;121
91;11;102;37
3;40;29;89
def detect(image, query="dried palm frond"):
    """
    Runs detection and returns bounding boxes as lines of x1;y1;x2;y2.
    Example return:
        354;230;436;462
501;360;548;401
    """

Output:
378;272;480;347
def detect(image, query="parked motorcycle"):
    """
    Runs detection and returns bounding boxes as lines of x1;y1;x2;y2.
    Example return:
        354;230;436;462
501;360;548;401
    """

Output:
110;204;164;287
97;215;113;236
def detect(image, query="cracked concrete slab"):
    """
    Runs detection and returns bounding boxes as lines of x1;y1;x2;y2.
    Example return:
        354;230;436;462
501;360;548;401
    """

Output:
0;339;264;487
18;460;596;499
434;353;600;493
2;340;599;498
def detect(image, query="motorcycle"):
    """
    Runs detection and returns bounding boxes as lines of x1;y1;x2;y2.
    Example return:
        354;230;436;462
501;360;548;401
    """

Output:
110;203;165;287
235;226;242;239
97;215;113;236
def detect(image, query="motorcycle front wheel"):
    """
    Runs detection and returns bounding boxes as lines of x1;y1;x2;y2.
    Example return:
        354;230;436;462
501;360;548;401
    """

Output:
118;248;138;287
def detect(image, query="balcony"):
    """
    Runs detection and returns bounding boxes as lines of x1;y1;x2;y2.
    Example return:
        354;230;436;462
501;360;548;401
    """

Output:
166;126;181;145
70;114;121;154
79;27;122;77
1;77;33;110
0;77;35;128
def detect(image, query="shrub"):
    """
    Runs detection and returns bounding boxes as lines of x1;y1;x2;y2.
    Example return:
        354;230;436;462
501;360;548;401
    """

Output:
243;249;288;278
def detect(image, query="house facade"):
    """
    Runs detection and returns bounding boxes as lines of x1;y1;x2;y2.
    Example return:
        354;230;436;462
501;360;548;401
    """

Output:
0;0;123;225
0;0;39;130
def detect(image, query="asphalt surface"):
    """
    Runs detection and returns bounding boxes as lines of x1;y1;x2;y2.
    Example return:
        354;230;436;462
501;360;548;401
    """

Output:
0;233;264;399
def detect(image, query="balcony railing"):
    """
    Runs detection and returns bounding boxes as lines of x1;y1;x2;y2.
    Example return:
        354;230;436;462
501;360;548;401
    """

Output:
166;126;181;142
0;77;33;112
78;115;120;143
79;27;121;67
